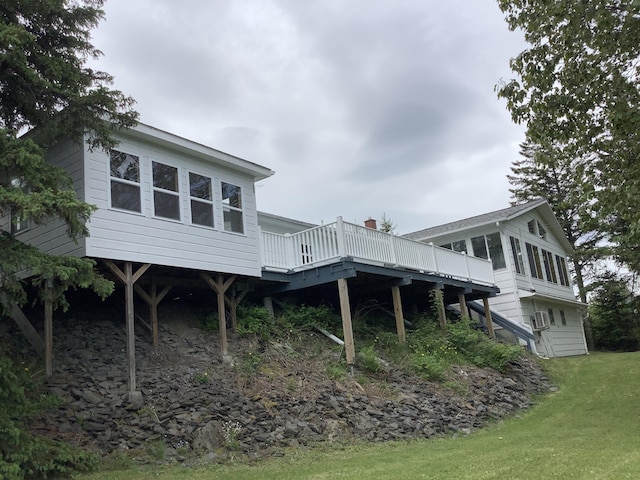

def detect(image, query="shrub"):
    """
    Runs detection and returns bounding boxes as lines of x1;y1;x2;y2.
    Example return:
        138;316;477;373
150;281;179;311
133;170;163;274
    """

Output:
0;356;98;479
356;345;382;374
237;305;272;339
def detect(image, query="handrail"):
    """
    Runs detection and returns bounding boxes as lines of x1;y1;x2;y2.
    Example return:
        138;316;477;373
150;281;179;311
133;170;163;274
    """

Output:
260;217;495;285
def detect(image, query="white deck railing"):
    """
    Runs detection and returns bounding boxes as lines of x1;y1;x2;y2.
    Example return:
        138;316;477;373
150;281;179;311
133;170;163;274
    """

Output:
260;217;495;285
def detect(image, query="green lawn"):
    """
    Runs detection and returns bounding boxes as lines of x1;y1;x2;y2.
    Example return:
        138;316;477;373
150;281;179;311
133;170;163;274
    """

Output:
76;352;640;480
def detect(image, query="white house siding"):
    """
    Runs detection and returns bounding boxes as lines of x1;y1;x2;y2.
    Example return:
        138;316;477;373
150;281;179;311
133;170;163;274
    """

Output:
10;138;86;257
83;134;263;277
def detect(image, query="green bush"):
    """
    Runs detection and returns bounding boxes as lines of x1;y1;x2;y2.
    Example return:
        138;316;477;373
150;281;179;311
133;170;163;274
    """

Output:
0;356;98;479
237;305;273;339
356;345;382;374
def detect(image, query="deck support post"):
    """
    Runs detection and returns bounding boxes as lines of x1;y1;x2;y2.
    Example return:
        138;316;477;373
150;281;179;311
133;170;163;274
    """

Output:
263;296;275;318
337;278;355;372
458;292;468;319
391;286;406;345
434;288;447;330
135;280;172;349
1;294;44;356
483;297;495;339
104;260;151;404
201;273;236;362
44;279;53;376
225;286;248;333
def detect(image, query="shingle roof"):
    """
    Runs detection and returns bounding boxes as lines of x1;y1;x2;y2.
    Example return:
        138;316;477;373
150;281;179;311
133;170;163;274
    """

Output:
403;199;548;241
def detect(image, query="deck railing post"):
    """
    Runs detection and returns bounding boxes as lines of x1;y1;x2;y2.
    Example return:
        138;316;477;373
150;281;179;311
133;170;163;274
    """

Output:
285;233;296;269
336;216;347;258
390;234;398;266
463;252;471;281
430;242;439;273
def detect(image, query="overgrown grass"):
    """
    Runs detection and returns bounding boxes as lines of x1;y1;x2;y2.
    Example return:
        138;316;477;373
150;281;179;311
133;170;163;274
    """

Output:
75;352;640;479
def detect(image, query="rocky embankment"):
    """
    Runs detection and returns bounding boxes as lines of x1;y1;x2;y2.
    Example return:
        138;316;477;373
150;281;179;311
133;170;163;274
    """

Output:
28;311;552;463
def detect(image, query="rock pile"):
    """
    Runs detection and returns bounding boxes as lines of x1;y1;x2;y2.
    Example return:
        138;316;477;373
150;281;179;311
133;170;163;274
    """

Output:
31;312;551;463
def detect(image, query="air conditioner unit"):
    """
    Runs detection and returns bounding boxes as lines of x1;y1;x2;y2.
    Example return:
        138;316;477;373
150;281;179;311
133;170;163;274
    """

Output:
532;311;550;331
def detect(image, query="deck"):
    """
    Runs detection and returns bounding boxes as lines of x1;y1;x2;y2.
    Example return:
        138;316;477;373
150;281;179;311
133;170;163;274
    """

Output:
260;217;495;286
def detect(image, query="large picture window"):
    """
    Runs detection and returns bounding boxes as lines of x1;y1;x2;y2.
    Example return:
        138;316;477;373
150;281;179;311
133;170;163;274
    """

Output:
189;172;214;227
471;233;505;270
110;150;141;213
221;182;243;233
153;161;180;220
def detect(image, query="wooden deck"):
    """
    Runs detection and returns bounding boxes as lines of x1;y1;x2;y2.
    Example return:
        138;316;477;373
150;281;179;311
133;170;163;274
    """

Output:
260;217;495;286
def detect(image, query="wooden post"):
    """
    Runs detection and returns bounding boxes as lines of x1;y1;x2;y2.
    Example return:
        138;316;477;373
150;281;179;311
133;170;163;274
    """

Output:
201;273;236;361
391;286;406;345
434;288;447;330
134;280;172;349
337;278;355;370
225;286;248;333
2;296;44;356
483;297;495;339
104;260;150;404
458;292;468;319
44;279;53;376
263;296;275;318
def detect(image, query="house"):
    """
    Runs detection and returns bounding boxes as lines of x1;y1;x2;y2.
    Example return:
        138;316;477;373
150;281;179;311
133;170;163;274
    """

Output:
404;199;589;358
3;122;524;400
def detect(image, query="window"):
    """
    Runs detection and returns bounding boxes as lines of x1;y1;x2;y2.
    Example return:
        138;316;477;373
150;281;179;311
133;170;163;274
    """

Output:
110;150;141;213
542;250;558;283
560;310;567;326
527;219;547;239
556;255;570;286
471;233;505;270
152;161;180;220
221;182;243;233
10;177;29;234
471;236;487;259
526;243;544;279
189;172;214;227
440;240;467;253
510;236;525;275
548;308;556;325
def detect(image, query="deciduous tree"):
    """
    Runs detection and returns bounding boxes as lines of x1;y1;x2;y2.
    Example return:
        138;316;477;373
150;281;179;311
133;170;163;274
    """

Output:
496;0;640;273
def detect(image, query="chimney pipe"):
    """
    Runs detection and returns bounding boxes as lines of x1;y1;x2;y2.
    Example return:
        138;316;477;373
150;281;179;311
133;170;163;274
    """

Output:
364;218;377;230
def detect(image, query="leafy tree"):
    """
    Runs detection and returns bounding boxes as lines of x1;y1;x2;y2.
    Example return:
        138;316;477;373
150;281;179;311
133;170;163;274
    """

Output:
0;0;138;312
589;273;640;351
496;1;640;274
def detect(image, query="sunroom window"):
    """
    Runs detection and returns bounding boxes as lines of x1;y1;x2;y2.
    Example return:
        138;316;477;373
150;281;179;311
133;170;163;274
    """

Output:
221;182;243;234
153;161;180;220
189;172;214;227
110;150;141;213
471;233;505;270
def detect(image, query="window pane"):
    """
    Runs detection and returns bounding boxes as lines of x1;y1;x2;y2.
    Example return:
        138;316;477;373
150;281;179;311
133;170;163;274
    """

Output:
548;308;556;325
223;208;244;233
153;162;179;191
111;181;141;212
486;233;505;269
189;173;212;200
110;151;139;181
471;236;487;259
527;220;536;235
154;191;180;219
222;182;242;208
191;199;214;227
510;237;525;274
452;240;467;253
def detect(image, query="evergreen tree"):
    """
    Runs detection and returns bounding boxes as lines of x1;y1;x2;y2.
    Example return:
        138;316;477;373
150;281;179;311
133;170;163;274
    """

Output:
0;0;138;312
508;140;605;348
496;0;640;275
590;273;640;351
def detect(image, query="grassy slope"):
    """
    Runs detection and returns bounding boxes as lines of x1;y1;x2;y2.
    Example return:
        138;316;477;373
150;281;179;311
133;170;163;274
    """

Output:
76;352;640;480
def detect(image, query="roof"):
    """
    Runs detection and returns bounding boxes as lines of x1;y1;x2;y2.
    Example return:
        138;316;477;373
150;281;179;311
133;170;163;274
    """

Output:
120;122;275;181
403;199;573;252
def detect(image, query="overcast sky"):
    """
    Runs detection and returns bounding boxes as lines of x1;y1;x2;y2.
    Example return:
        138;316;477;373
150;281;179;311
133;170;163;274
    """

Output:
90;0;527;234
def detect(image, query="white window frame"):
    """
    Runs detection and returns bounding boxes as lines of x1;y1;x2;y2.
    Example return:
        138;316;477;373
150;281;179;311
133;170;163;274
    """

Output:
188;171;215;228
109;149;142;214
532;311;550;331
221;181;244;234
152;160;181;221
510;236;525;275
